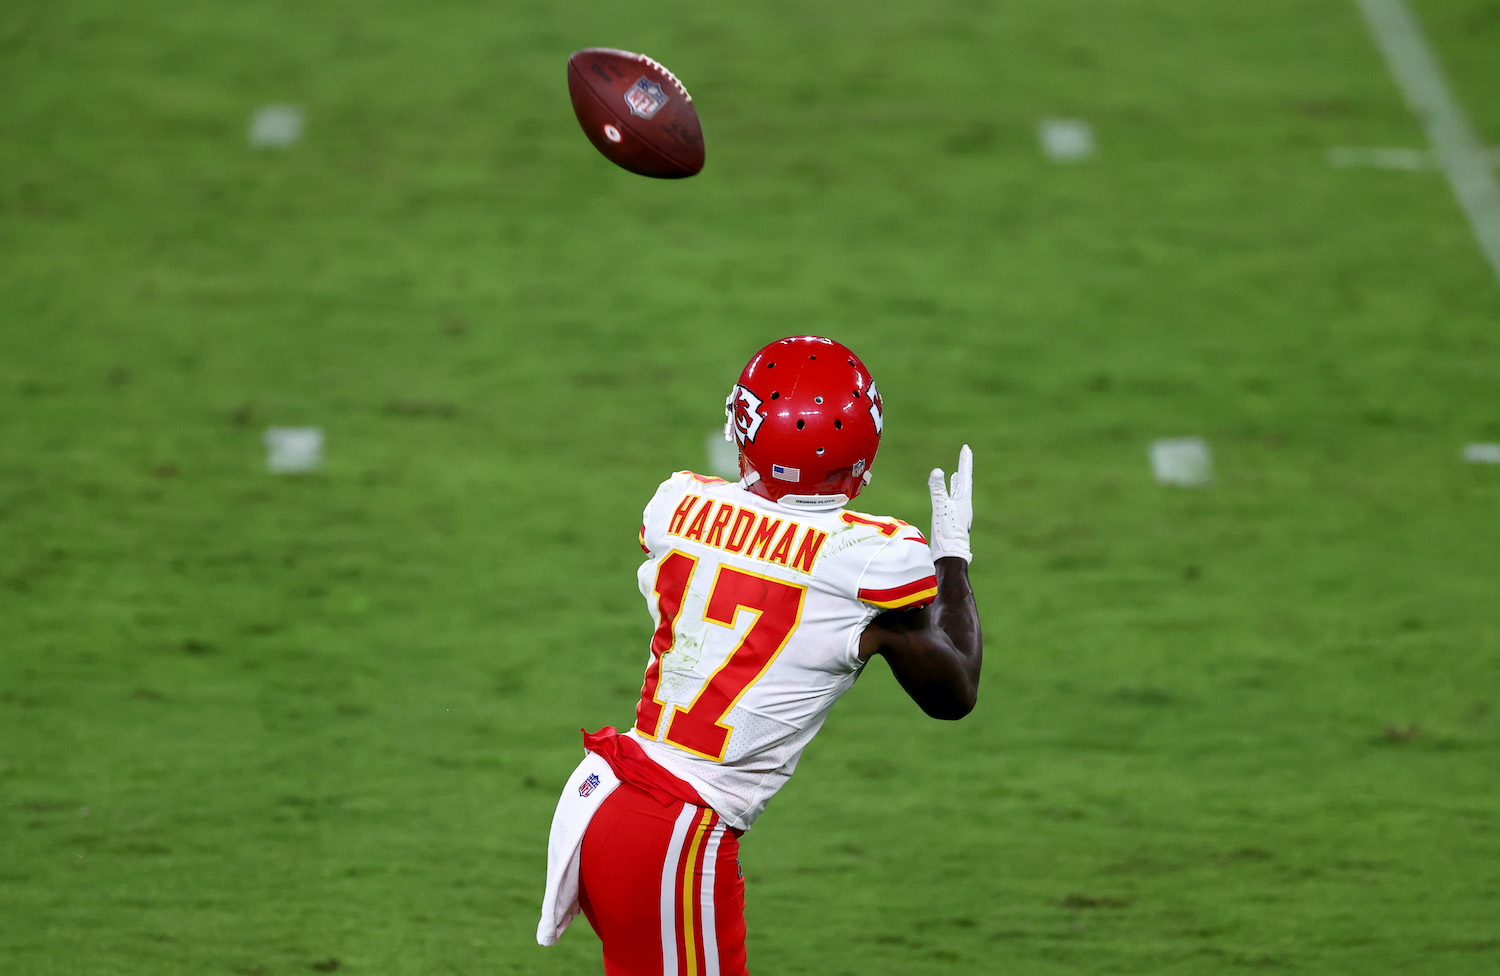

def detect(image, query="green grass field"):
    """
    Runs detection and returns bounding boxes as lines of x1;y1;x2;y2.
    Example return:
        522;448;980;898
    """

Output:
3;1;1499;973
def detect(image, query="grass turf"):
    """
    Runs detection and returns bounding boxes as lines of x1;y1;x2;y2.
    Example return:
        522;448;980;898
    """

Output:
2;1;1499;973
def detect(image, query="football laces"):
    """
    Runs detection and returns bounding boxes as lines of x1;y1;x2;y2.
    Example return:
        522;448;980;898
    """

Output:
637;54;692;102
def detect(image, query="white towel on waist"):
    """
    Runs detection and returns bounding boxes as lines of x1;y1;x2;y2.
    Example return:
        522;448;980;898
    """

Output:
537;751;620;946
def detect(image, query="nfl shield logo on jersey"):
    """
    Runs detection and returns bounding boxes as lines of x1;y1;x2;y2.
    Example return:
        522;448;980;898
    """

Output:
624;77;669;119
578;773;601;797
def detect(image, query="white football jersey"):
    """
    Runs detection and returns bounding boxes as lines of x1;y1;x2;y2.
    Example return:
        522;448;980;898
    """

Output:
626;471;937;830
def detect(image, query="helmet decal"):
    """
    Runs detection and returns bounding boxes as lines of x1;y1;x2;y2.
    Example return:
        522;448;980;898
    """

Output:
866;382;884;434
727;384;766;444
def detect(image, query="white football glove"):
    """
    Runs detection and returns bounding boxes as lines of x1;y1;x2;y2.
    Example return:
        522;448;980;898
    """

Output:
927;445;974;563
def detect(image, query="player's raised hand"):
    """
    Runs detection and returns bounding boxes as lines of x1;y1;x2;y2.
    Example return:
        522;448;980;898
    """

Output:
927;445;974;564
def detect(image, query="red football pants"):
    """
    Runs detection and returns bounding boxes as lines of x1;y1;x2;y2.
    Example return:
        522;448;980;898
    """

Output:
579;782;748;976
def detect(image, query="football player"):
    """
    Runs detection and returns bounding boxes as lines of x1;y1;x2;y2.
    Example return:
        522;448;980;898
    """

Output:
539;336;982;975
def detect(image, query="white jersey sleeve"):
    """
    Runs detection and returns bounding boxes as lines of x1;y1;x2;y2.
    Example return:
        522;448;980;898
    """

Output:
852;520;939;612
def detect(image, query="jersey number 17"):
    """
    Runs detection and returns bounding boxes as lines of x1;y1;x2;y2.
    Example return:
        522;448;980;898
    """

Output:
635;551;806;762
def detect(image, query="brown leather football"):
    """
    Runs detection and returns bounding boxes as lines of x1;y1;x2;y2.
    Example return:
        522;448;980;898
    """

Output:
567;48;705;179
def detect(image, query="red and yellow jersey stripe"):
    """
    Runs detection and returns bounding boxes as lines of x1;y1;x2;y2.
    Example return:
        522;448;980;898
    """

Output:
857;575;938;610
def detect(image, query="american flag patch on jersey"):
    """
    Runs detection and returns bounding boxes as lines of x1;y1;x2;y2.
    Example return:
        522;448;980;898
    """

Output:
578;773;601;797
771;463;800;482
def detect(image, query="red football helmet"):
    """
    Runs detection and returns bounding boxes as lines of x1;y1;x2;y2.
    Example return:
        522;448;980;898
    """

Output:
724;336;883;507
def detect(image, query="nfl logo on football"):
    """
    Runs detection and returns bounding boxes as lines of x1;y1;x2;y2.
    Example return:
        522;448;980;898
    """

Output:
577;773;601;797
624;77;669;119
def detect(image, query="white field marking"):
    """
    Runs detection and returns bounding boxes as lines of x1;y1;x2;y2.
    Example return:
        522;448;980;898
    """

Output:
1462;443;1500;464
248;104;304;148
1328;147;1500;170
1354;0;1500;285
1038;118;1095;162
264;426;323;473
1149;437;1214;488
1328;146;1437;170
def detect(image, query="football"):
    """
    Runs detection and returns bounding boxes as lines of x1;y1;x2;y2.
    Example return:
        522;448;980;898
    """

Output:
567;48;705;179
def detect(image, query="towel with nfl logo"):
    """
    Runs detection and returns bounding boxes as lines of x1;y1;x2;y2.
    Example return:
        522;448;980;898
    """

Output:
537;750;620;945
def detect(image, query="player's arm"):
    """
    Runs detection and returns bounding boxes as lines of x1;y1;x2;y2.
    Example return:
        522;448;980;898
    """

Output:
858;446;982;720
860;558;980;719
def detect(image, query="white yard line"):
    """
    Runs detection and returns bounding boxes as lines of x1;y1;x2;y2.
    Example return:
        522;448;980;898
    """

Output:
1354;0;1500;286
1328;147;1500;170
1327;146;1436;170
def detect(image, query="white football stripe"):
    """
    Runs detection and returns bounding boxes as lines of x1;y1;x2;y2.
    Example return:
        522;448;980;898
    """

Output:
659;805;696;976
699;825;724;976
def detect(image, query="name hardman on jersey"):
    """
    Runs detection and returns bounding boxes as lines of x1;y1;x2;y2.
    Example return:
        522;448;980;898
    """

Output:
627;470;937;830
